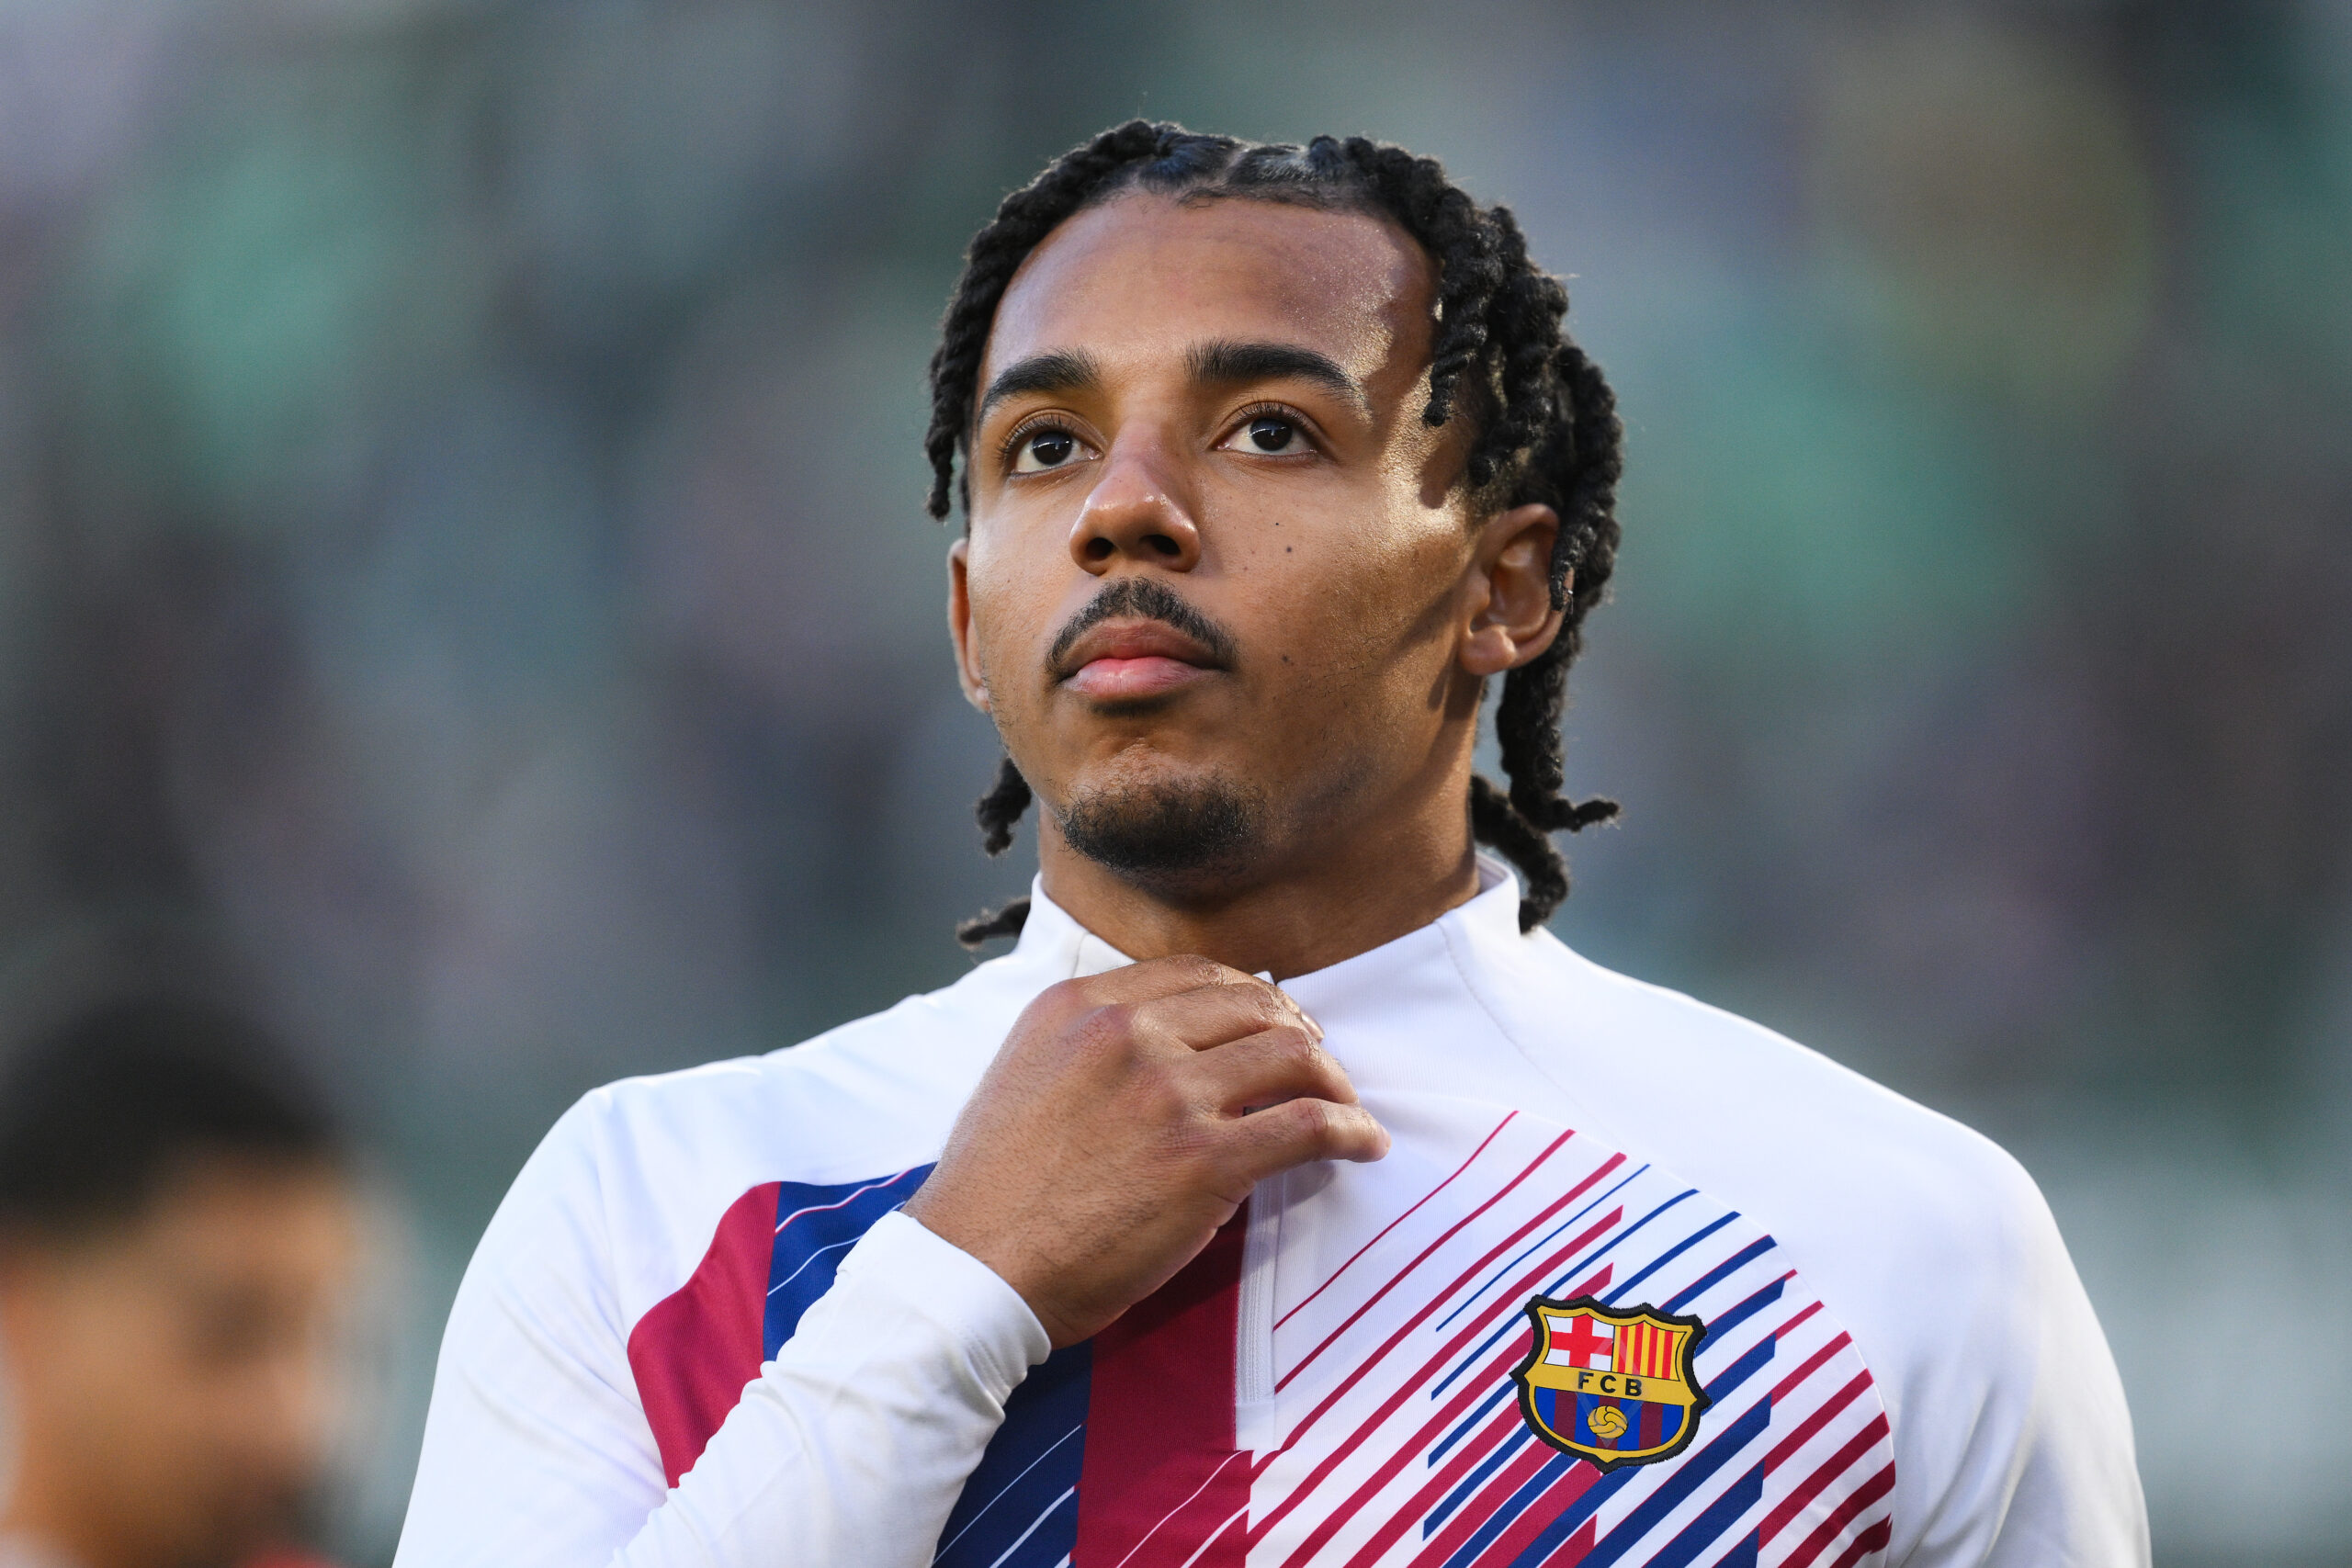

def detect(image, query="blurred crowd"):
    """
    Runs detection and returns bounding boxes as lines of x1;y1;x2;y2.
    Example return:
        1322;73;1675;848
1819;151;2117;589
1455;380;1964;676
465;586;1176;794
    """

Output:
0;2;2346;1564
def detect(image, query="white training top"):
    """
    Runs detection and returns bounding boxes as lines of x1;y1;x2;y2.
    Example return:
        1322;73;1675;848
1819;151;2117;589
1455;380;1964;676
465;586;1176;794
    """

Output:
395;858;2145;1568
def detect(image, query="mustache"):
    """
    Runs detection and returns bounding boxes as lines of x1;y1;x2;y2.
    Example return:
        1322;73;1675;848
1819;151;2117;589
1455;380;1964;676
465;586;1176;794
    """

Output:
1046;577;1240;671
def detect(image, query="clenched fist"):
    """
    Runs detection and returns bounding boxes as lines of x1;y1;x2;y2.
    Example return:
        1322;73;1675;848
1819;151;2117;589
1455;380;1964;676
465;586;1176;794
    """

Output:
905;955;1388;1347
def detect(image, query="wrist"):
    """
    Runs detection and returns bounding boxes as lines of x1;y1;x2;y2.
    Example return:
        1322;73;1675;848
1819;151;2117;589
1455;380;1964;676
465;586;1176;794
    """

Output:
902;1191;1091;1348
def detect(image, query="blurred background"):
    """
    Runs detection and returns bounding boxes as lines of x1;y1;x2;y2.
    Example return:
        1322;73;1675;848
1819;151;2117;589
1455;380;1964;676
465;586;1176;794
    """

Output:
0;0;2345;1562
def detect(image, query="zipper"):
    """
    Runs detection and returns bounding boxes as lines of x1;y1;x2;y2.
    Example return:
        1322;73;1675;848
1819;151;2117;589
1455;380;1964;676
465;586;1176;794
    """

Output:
1236;1171;1283;1453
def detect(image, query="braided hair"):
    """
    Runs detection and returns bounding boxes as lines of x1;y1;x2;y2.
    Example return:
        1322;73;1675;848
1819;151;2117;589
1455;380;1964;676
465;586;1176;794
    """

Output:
933;123;1622;946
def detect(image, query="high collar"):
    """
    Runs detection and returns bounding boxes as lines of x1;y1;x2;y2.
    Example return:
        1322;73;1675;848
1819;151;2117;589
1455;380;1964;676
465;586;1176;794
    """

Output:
1001;854;1555;1110
1007;852;1527;987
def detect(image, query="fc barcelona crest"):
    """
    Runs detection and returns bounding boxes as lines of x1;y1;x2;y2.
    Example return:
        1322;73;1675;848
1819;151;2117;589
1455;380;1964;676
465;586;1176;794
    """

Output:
1510;1295;1711;1472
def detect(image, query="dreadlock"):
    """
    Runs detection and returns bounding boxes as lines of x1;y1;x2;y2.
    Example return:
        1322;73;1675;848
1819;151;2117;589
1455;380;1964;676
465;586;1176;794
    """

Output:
932;123;1622;945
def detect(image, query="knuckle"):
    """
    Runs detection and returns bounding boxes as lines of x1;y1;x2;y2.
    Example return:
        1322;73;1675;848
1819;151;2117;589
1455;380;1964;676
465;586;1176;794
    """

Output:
1163;953;1228;989
1160;1117;1222;1167
1038;976;1091;1011
1134;1066;1193;1124
1241;987;1289;1029
1023;977;1096;1033
1240;1027;1312;1083
1069;1000;1142;1056
1278;1096;1333;1142
1266;1022;1317;1066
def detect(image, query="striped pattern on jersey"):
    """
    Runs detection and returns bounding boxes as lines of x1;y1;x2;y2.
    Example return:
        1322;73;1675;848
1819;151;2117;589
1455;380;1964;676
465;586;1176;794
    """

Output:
1252;1110;1894;1568
626;1164;1243;1568
624;1111;1893;1566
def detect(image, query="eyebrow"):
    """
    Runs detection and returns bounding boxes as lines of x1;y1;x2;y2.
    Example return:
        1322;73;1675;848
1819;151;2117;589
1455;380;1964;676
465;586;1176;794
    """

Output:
973;338;1372;428
975;349;1102;425
1187;338;1369;412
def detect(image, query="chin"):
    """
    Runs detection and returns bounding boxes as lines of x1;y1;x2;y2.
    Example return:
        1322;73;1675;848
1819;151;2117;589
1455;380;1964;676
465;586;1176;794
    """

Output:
1056;761;1270;893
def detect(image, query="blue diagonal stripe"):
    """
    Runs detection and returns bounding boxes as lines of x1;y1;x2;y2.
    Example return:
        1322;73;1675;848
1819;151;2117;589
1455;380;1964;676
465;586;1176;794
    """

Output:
1435;1450;1588;1568
1665;1237;1776;1314
1513;1396;1771;1568
1430;1382;1520;1465
1433;1191;1698;1400
931;1423;1082;1562
1702;1337;1778;1404
1435;1164;1651;1331
1694;1277;1785;1353
1639;1461;1763;1568
1425;1424;1536;1536
1604;1213;1737;1306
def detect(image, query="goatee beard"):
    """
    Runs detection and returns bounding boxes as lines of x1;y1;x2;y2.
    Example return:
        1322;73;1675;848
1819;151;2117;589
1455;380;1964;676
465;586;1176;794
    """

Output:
1057;773;1264;885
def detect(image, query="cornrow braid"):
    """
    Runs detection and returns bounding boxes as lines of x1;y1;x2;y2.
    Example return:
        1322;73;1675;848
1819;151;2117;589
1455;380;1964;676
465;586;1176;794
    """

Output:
954;756;1035;949
974;753;1032;857
927;123;1623;940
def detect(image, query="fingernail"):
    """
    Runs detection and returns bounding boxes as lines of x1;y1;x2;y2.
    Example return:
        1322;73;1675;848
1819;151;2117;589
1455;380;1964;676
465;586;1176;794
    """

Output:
1306;1012;1326;1043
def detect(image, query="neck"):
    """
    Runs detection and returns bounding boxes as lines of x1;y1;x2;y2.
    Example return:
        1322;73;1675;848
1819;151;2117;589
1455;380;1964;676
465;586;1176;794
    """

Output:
1035;752;1483;980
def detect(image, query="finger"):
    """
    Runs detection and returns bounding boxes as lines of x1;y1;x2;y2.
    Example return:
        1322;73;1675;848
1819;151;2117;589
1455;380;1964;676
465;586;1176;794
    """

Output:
1126;979;1319;1055
1183;1024;1358;1111
1218;1096;1390;1181
1013;956;1266;1049
1079;953;1260;1005
1075;959;1325;1040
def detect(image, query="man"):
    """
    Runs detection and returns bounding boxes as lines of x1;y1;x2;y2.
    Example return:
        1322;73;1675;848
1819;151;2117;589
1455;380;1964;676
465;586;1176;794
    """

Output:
0;996;358;1568
398;125;2145;1566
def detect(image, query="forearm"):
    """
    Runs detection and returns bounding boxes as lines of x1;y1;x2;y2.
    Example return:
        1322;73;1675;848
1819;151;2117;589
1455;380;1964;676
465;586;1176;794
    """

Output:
614;1211;1049;1568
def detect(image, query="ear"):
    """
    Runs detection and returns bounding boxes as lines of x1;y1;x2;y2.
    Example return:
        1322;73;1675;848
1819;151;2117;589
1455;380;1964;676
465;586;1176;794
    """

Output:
1459;502;1566;678
946;536;992;713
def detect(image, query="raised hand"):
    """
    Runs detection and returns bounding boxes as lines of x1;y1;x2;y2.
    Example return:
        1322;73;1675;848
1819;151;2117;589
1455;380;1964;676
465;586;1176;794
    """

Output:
905;955;1389;1347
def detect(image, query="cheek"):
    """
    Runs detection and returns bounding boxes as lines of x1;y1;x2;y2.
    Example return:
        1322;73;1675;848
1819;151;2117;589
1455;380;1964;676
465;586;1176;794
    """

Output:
964;574;1032;697
963;530;1058;669
1267;525;1470;686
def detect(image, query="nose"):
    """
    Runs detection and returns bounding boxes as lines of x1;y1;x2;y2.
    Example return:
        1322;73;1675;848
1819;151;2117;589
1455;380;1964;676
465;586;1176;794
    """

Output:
1068;437;1202;574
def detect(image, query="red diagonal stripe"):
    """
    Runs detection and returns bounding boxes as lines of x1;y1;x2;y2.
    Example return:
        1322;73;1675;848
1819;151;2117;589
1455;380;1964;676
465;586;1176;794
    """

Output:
1762;1321;1842;1407
1396;1427;1558;1568
1822;1515;1893;1568
1260;1257;1614;1563
1280;1136;1601;1393
1268;1172;1624;1475
1329;1375;1544;1568
1276;1111;1521;1332
1283;1232;1817;1568
1759;1414;1890;1546
1455;1456;1600;1568
1759;1370;1871;1475
1782;1463;1894;1568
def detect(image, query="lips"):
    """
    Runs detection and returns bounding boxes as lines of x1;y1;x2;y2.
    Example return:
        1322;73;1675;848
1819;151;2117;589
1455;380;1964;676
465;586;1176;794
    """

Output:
1057;619;1224;700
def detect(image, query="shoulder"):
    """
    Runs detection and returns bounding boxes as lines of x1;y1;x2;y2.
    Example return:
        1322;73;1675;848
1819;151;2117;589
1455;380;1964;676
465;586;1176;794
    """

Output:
571;946;1044;1184
1456;924;2078;1407
480;951;1042;1321
1464;925;2050;1269
1459;929;2143;1557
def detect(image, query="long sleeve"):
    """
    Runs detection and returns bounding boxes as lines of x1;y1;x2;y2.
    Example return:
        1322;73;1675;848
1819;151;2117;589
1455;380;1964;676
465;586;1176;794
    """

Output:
1910;1171;2147;1567
614;1212;1049;1566
392;1091;1048;1568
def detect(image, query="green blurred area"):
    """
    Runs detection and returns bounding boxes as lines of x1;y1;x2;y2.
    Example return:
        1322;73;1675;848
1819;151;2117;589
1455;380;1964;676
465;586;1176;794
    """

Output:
0;2;2346;1562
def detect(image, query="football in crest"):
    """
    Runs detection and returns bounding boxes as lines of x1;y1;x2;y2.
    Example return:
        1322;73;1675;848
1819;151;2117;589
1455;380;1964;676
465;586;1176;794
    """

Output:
1509;1295;1712;1472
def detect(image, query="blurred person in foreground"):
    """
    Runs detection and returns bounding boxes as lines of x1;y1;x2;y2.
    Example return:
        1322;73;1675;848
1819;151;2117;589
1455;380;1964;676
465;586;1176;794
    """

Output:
0;997;358;1568
401;125;2144;1567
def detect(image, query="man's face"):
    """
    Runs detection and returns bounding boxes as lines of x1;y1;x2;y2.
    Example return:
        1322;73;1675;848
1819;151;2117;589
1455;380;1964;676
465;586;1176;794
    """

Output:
951;193;1544;895
0;1158;360;1568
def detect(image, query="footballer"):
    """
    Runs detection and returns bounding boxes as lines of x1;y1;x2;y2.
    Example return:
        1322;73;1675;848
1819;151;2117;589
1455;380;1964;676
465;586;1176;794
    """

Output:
396;125;2145;1568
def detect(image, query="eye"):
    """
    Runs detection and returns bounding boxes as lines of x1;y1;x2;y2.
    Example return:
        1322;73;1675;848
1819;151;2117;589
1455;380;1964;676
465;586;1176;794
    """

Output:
1010;425;1091;474
1223;412;1309;456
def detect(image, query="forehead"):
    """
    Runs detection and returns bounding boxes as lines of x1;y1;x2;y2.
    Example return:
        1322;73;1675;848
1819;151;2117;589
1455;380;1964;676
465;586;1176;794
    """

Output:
982;193;1437;393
